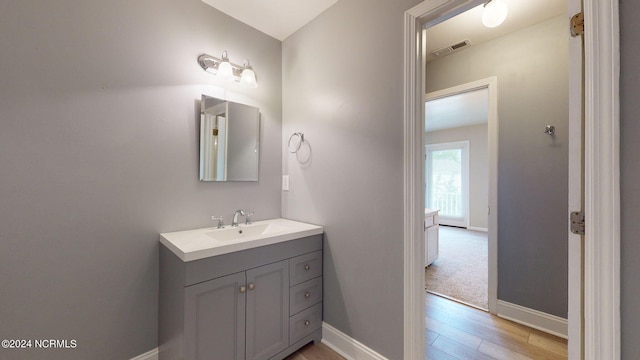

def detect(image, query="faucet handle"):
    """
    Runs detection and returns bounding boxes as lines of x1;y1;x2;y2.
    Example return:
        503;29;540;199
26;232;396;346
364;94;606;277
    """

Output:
211;216;225;229
245;212;255;225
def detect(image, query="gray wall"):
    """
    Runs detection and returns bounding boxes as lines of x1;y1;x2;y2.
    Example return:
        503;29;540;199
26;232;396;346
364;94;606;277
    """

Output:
426;124;489;229
620;0;640;358
426;16;569;317
281;0;421;358
0;1;282;359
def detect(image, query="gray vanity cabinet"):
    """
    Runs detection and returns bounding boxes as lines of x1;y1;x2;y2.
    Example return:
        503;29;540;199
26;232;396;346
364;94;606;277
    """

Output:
185;272;246;360
159;234;323;360
184;261;289;360
245;260;289;360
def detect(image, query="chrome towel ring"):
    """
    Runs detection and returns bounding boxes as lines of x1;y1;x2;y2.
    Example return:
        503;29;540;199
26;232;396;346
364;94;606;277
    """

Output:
288;132;305;153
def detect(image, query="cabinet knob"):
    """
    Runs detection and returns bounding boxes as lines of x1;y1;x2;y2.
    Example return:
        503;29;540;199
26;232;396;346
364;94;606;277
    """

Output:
304;320;311;326
304;291;311;299
304;264;311;271
248;283;255;291
239;286;246;293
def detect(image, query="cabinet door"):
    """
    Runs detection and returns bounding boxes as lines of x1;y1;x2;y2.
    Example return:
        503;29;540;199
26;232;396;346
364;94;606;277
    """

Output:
245;260;289;360
185;272;246;360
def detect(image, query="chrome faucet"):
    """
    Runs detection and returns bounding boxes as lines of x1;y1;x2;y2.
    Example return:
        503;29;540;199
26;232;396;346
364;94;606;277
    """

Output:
211;216;225;229
231;209;246;227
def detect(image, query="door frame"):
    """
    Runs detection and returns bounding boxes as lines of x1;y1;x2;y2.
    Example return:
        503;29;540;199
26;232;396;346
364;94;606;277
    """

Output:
402;1;620;360
425;77;498;313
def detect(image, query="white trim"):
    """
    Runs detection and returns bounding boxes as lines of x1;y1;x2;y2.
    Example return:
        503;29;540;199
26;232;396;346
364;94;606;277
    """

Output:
424;77;493;100
583;0;621;359
566;0;584;358
129;348;158;360
403;6;426;360
322;322;389;360
404;2;486;359
467;226;488;233
496;300;568;339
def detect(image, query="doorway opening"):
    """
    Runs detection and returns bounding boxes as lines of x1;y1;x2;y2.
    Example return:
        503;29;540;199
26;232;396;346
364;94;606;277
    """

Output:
404;0;620;359
424;82;493;311
422;0;569;347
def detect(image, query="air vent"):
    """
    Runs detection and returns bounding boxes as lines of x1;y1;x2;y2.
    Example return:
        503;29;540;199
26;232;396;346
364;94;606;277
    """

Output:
431;39;471;58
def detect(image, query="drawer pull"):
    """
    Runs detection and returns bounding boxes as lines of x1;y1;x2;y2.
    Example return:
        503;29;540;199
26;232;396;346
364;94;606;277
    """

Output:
304;264;311;271
239;286;246;293
248;283;255;291
304;291;311;299
304;320;311;326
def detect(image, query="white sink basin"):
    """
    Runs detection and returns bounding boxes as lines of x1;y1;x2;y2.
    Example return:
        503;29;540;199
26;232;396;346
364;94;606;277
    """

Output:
205;222;279;242
160;218;323;262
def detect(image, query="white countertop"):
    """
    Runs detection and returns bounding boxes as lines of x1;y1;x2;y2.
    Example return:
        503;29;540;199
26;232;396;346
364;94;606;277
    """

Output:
160;218;324;262
425;208;440;217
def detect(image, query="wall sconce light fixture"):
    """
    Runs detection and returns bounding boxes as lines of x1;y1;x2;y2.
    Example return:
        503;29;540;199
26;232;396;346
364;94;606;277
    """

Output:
482;0;508;28
198;51;258;88
239;60;257;88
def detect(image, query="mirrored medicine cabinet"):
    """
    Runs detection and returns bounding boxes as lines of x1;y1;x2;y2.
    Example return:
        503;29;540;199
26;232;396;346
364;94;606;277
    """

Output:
200;95;260;181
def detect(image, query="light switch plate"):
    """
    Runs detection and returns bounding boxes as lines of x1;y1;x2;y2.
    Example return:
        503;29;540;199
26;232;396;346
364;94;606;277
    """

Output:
282;175;290;191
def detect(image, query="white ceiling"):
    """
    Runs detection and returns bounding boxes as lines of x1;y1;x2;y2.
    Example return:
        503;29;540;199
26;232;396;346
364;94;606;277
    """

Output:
201;0;565;46
201;0;566;46
201;0;338;41
426;0;566;61
426;89;489;133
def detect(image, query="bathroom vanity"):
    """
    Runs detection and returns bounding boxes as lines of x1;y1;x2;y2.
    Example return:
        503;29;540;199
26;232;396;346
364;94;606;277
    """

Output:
425;208;440;266
158;219;324;360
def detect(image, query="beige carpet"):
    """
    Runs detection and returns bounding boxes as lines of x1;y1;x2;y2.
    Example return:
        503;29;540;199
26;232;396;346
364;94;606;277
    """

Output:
425;226;488;309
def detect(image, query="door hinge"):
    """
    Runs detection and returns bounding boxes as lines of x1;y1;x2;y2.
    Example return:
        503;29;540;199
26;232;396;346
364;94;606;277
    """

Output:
570;12;584;37
571;211;585;235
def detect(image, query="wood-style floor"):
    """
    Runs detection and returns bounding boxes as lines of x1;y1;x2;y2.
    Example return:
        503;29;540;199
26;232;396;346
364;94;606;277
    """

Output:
284;342;345;360
286;293;567;360
426;293;567;360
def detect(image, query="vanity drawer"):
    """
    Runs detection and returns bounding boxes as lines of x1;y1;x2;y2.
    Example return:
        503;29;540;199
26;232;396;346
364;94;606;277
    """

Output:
425;215;435;228
289;303;322;345
425;214;440;228
290;251;322;286
290;277;322;316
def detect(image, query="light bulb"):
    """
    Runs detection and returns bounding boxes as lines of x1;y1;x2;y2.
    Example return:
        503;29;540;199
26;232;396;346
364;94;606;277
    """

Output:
482;0;508;28
216;51;234;81
240;60;258;88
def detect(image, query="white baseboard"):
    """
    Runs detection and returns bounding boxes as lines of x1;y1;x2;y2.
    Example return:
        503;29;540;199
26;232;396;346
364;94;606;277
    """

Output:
132;325;383;360
467;226;488;232
322;322;388;360
496;300;568;339
130;348;158;360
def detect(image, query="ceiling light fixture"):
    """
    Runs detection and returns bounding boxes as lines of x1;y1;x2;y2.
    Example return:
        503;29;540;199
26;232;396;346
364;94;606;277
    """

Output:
482;0;508;28
197;51;258;88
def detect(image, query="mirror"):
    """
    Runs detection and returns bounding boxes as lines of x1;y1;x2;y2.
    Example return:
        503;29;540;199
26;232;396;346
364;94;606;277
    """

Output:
200;95;260;181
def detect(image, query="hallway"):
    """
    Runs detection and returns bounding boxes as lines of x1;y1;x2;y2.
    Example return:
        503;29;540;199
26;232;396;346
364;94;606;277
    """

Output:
426;293;567;359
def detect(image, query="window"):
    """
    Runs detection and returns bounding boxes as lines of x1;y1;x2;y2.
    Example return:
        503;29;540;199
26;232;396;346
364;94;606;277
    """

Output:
426;141;469;227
